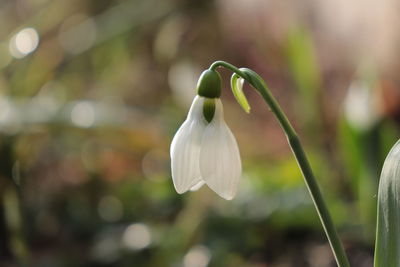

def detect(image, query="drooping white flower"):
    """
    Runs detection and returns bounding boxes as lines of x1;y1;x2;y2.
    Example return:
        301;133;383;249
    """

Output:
170;95;242;200
343;79;379;131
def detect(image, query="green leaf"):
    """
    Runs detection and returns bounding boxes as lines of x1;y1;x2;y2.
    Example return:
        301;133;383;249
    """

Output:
375;139;400;267
230;73;250;113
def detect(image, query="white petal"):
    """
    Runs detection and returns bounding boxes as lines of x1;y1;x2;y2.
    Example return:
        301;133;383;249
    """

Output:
170;96;207;194
199;99;242;200
190;180;205;191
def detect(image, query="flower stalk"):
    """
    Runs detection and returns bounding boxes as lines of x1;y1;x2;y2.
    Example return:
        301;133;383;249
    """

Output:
210;60;350;267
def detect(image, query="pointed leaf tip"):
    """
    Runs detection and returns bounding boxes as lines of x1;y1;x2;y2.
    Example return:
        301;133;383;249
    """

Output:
375;139;400;267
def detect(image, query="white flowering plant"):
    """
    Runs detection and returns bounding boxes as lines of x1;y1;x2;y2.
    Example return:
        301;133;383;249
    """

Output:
170;60;400;267
170;70;241;200
170;61;351;267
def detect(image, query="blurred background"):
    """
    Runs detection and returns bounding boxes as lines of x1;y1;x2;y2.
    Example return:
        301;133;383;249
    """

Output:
1;0;400;266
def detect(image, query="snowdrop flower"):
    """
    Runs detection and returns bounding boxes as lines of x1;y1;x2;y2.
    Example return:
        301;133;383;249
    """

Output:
343;79;379;131
170;70;241;200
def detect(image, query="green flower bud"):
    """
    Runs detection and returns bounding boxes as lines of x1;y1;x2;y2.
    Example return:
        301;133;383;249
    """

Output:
197;69;221;98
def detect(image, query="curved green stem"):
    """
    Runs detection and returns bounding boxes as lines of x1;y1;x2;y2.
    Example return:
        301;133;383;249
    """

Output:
210;61;248;79
210;61;350;267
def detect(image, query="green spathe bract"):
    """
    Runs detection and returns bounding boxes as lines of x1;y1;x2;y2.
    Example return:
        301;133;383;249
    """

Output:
375;139;400;267
197;69;221;98
231;73;250;113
